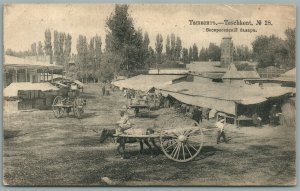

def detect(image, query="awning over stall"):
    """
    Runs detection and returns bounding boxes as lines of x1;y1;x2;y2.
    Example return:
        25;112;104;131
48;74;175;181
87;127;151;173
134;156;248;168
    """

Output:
4;55;63;71
112;74;186;92
159;82;294;115
4;82;59;97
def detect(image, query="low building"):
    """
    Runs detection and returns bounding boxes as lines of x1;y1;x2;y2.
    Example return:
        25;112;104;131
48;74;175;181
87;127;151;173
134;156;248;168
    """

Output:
3;55;64;111
4;55;63;87
222;63;260;86
244;67;296;88
112;74;187;92
159;81;294;127
257;66;285;78
148;68;189;75
4;82;59;112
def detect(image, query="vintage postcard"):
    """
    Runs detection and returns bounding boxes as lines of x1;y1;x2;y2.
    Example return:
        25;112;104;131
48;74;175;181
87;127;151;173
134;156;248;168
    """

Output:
3;4;296;186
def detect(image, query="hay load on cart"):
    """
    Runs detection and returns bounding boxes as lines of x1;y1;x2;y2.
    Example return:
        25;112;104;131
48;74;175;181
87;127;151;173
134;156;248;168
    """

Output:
111;107;216;163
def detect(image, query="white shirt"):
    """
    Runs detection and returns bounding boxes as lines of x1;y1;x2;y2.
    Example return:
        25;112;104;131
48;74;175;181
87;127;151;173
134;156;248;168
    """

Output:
215;121;225;131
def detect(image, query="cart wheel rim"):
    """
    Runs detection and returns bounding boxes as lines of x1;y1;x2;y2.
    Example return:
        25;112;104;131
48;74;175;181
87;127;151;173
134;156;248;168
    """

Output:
160;126;204;162
52;96;65;118
74;108;83;118
52;106;65;118
73;97;84;118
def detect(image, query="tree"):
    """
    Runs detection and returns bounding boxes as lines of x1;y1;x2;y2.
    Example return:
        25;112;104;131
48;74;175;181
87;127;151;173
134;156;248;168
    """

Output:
94;35;102;81
170;33;176;60
182;48;189;64
64;34;72;70
234;45;251;61
192;43;198;61
58;32;66;65
155;34;163;65
143;32;151;68
188;47;193;62
175;37;182;60
99;52;123;81
147;46;156;68
252;35;288;68
105;4;147;72
53;30;59;64
44;29;53;64
30;43;37;56
207;43;221;61
166;35;171;59
199;47;208;61
76;35;88;82
37;41;44;56
285;28;295;68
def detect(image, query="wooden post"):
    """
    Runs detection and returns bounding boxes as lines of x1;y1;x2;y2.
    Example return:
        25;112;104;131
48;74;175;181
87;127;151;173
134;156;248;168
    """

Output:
15;68;18;82
51;70;53;82
46;71;49;81
25;68;28;82
234;103;239;128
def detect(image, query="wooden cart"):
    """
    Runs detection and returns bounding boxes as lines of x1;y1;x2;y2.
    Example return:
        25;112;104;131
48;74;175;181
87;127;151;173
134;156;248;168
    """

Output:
114;125;204;162
52;95;86;119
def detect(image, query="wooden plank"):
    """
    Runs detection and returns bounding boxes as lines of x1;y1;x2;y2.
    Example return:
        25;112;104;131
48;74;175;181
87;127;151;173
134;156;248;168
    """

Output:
113;134;160;138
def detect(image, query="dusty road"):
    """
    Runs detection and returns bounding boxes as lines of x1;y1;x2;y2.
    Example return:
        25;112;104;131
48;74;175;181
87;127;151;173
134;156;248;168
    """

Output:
3;84;296;186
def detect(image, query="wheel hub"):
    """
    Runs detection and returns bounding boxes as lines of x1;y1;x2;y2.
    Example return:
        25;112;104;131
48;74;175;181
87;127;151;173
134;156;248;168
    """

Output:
178;134;186;142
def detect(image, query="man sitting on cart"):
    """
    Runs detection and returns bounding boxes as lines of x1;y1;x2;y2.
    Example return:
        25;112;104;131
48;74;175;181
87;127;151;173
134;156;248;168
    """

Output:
116;109;133;134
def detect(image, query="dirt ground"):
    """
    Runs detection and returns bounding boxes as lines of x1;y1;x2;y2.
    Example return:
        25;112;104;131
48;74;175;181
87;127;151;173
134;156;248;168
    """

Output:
3;84;296;186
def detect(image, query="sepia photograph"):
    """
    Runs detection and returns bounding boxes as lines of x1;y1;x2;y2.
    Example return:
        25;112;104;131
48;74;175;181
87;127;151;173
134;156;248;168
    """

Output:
3;4;296;186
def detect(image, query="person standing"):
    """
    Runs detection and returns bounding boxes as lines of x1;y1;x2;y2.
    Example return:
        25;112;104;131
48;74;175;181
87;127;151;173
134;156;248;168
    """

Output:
105;82;110;96
269;105;278;126
192;107;203;124
215;119;227;144
252;112;262;127
102;83;106;96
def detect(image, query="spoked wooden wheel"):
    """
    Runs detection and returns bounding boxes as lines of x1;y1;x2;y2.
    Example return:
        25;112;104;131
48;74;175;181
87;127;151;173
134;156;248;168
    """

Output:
52;96;65;118
160;126;204;162
73;97;84;119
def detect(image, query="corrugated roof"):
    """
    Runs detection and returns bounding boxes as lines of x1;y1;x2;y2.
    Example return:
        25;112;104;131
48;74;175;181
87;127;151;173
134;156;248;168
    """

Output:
4;82;59;97
4;55;63;70
112;74;186;92
187;61;227;73
160;81;294;104
148;69;189;75
222;63;260;79
276;68;296;82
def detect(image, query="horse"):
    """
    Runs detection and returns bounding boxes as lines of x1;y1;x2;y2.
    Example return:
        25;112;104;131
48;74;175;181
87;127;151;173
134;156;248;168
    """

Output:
99;128;160;157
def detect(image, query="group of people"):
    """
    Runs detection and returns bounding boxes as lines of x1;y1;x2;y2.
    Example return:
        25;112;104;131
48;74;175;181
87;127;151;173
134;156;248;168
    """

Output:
251;104;281;127
113;85;282;145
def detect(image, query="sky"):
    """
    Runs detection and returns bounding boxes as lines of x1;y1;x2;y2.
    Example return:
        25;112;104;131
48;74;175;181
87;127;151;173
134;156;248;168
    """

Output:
4;4;296;53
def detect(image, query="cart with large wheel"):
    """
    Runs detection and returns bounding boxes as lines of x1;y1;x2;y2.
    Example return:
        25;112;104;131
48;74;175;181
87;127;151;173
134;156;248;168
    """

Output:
52;95;86;119
113;125;205;162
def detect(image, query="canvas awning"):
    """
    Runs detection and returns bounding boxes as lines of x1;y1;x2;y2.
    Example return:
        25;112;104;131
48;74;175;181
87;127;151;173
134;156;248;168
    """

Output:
4;82;59;97
159;81;294;115
112;74;186;92
164;91;237;115
275;68;296;82
4;55;63;71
